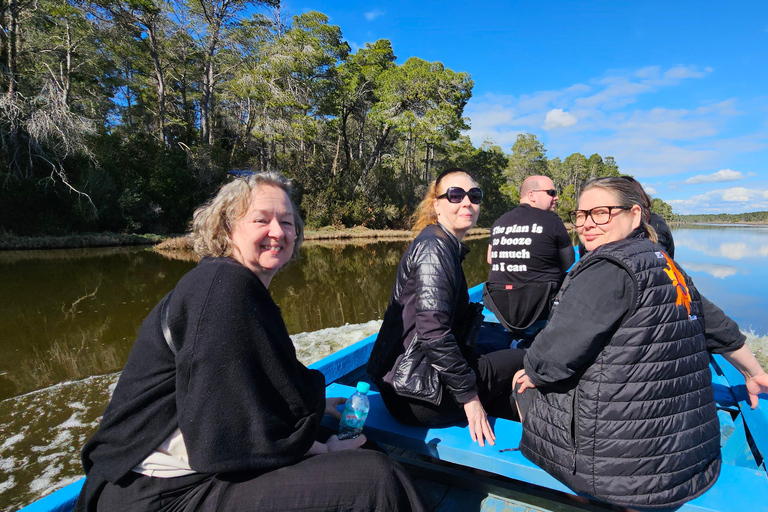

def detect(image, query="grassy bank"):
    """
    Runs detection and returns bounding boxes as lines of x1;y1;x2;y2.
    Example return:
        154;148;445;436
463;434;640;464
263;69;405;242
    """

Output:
0;227;490;252
0;232;164;251
154;226;489;252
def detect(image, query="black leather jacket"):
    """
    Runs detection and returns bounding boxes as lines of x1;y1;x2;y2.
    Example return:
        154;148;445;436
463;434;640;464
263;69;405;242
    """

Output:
367;223;478;405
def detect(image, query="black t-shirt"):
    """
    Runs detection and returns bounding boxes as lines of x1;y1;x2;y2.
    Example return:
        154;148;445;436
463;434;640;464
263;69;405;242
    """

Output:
488;204;572;284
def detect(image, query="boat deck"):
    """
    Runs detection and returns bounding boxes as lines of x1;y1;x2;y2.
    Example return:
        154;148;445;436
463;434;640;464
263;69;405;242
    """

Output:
312;284;768;512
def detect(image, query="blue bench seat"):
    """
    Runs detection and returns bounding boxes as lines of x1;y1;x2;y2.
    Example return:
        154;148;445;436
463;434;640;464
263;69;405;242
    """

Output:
325;382;768;512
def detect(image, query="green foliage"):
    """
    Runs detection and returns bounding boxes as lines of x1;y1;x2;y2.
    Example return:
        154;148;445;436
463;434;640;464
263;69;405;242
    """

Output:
1;3;684;236
651;198;674;221
504;133;547;189
677;211;768;224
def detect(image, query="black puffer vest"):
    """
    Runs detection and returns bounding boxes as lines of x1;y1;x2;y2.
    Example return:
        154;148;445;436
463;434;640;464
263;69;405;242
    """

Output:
520;237;721;509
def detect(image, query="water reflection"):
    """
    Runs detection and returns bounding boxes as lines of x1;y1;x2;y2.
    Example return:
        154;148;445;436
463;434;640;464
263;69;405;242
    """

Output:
0;247;191;400
673;224;768;334
0;238;491;401
681;263;740;279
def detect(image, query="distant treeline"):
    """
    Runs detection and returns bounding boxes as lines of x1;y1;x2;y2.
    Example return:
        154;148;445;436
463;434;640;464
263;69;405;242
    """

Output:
0;1;665;236
676;212;768;224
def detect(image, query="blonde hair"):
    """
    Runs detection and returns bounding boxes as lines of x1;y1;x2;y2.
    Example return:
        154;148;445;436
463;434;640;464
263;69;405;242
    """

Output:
190;172;304;259
411;168;476;234
581;177;658;243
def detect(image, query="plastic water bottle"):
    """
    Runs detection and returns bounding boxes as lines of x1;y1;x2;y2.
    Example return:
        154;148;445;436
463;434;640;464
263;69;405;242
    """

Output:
338;382;370;440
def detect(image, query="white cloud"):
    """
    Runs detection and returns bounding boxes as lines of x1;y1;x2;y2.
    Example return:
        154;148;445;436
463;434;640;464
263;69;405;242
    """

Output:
364;10;384;21
542;109;578;130
643;185;658;195
722;187;752;202
667;187;768;214
662;65;708;82
684;169;744;184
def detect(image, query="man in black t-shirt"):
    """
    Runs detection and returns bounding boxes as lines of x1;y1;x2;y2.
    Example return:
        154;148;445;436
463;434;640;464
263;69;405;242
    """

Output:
484;176;575;335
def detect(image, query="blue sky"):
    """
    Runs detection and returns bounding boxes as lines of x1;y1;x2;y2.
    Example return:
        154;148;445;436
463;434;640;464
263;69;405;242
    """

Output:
284;0;768;214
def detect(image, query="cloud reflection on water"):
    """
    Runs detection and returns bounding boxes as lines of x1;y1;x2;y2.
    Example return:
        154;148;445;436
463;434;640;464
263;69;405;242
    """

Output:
679;262;741;279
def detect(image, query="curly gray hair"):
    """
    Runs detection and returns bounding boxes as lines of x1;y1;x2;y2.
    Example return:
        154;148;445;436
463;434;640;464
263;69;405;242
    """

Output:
190;172;304;260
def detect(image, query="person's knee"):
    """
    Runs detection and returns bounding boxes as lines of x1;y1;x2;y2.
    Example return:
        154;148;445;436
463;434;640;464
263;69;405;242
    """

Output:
354;450;397;478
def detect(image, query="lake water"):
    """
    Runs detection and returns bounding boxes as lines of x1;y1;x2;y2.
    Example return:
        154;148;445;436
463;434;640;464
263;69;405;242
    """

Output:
672;224;768;336
1;225;767;510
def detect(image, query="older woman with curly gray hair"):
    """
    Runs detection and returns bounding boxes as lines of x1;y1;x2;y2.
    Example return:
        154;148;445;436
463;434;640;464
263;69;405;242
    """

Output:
75;172;426;512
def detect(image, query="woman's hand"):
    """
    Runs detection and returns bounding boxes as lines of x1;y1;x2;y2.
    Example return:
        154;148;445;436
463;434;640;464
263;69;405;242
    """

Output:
325;434;367;452
745;372;768;409
514;369;536;394
722;345;768;409
324;397;346;420
463;395;495;447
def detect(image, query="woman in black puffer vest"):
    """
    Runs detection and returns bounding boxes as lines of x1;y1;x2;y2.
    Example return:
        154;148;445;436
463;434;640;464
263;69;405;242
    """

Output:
513;177;768;509
368;168;525;448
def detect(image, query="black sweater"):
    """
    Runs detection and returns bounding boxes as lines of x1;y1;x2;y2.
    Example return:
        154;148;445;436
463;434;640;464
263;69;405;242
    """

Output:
80;257;325;488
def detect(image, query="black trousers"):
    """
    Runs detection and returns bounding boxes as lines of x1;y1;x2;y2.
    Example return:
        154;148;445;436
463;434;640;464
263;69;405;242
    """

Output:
380;347;525;426
94;450;426;512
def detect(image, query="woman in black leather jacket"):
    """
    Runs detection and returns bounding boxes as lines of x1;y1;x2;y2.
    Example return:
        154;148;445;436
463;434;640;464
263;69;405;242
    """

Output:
368;168;525;447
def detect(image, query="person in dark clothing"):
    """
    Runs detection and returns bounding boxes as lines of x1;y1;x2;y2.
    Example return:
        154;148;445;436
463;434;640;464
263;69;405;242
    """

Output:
485;175;574;339
513;177;768;509
649;210;675;257
75;172;427;512
368;168;526;448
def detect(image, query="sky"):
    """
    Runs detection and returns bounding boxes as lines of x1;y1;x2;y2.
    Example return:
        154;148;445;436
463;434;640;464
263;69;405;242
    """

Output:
282;0;768;215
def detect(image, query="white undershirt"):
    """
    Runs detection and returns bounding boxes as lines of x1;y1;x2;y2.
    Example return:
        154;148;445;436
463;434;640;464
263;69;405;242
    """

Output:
132;428;196;477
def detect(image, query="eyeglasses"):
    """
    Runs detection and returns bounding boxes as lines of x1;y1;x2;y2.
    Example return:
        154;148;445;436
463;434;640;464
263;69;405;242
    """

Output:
569;206;631;227
532;189;557;197
437;187;483;204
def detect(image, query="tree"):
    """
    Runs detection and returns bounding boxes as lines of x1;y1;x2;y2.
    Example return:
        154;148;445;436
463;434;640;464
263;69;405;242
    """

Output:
358;57;473;190
0;0;101;212
91;0;179;146
562;152;588;198
329;39;395;173
503;133;547;198
186;0;278;146
651;197;674;221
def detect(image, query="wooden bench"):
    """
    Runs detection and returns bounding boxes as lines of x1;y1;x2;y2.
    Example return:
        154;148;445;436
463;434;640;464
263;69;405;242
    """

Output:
324;382;768;512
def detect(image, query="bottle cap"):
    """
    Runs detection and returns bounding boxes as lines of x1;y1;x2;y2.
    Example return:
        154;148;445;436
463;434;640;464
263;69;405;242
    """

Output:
356;382;371;394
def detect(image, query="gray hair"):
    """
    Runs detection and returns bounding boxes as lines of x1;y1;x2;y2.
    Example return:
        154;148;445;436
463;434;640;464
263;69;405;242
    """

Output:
190;171;304;259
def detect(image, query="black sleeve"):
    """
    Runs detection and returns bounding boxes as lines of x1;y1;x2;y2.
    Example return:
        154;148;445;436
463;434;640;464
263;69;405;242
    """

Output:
524;260;633;387
558;245;576;273
700;293;746;354
553;218;575;273
412;237;478;403
176;264;325;473
650;213;675;258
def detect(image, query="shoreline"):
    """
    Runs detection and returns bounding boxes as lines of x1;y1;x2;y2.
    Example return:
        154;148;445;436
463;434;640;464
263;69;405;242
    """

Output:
0;227;489;252
671;221;768;226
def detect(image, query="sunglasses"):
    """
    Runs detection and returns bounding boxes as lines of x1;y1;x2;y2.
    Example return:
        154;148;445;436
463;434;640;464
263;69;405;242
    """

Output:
532;189;557;197
437;187;483;204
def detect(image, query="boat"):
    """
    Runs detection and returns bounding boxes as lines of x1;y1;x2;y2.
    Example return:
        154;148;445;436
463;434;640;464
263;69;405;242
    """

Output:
19;283;768;512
